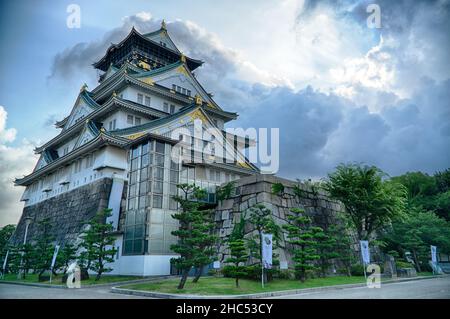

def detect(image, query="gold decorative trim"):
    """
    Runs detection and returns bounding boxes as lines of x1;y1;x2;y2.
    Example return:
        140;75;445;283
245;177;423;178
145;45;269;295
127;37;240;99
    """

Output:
125;132;147;140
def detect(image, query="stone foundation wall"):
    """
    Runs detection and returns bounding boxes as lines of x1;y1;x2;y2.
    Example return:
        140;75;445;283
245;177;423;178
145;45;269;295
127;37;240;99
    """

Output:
10;178;115;246
214;174;350;269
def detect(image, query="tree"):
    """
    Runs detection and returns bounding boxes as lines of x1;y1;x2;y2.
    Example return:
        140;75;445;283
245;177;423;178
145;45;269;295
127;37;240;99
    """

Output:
79;209;117;281
171;184;212;289
191;207;217;283
315;226;339;277
0;225;16;260
225;213;248;288
216;181;236;203
382;208;450;271
247;204;280;283
33;218;55;278
18;243;35;278
323;163;407;241
327;221;356;276
283;208;324;282
55;243;78;274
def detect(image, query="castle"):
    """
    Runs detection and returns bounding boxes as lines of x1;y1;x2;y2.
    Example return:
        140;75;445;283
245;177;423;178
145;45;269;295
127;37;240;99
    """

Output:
11;21;259;275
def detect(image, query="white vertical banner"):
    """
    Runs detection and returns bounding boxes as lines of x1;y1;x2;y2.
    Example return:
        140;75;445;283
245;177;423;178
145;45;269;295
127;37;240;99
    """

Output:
2;250;9;272
360;240;370;264
51;245;60;269
262;233;273;269
431;245;437;263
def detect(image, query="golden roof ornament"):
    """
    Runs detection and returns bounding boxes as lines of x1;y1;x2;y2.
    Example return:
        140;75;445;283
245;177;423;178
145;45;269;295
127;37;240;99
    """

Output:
180;53;186;64
100;127;106;132
112;91;117;97
161;19;167;31
194;94;202;106
80;83;88;92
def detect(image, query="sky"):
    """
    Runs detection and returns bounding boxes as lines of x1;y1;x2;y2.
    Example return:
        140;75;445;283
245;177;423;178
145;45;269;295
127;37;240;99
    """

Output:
0;0;449;226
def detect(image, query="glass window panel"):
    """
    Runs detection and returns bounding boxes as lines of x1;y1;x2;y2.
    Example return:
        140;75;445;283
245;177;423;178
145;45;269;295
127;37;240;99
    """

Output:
126;211;135;225
153;181;163;194
141;154;149;167
140;168;148;181
149;224;164;239
169;198;178;210
149;240;164;254
128;198;135;210
154;167;164;180
150;210;164;223
133;240;143;254
138;196;146;208
153;194;163;208
147;180;152;192
131;158;139;171
170;170;179;183
169;183;177;195
155;154;164;166
135;225;145;238
125;226;134;239
132;146;140;158
170;160;179;170
142;142;149;154
155;141;165;154
135;209;146;224
139;181;147;195
129;184;137;197
124;240;133;253
130;171;138;185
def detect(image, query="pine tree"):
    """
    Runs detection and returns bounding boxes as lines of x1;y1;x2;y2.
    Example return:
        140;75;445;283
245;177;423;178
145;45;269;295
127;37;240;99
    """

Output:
79;209;117;281
33;218;55;278
247;204;280;283
171;183;213;289
55;243;78;274
225;214;248;288
191;207;217;283
283;208;324;282
18;243;35;278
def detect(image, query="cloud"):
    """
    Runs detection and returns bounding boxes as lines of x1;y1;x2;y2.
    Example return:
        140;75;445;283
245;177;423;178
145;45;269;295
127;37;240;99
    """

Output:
233;78;450;179
46;8;450;182
0;106;37;227
0;106;17;143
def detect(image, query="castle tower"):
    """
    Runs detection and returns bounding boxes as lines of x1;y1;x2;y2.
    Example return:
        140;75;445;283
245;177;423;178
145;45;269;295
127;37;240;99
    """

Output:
12;22;257;275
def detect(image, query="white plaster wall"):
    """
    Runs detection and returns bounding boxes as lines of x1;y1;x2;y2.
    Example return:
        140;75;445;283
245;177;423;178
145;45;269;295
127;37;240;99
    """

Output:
121;86;183;113
109;254;178;276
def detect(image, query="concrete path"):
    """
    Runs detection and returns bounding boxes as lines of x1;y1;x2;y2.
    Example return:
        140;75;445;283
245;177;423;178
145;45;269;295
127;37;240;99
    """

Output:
0;283;151;299
269;276;450;299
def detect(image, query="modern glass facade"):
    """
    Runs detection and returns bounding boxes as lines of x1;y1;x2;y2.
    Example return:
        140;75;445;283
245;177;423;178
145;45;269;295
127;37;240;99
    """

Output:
123;139;180;255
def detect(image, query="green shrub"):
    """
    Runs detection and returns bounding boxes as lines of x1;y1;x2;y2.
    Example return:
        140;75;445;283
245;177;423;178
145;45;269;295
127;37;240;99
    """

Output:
350;264;365;276
396;261;414;269
277;270;294;280
222;265;235;278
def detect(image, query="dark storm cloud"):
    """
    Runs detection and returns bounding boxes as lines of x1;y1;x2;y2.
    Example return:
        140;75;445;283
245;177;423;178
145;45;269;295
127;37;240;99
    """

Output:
231;78;450;179
48;10;450;179
48;15;237;88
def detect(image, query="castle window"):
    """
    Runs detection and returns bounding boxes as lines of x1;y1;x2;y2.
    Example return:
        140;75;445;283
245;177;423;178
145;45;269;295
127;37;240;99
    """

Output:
145;96;151;107
127;115;134;125
137;93;143;104
135;117;141;125
163;102;169;113
170;104;175;114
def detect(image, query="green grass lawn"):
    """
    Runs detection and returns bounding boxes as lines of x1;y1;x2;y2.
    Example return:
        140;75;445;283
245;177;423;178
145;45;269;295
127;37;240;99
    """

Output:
121;276;366;295
0;273;143;286
417;272;434;276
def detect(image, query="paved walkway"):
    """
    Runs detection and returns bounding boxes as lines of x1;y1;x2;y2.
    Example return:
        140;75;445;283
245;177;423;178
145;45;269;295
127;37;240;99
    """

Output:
270;276;450;299
0;283;150;299
1;276;449;299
